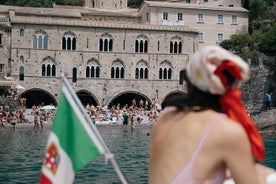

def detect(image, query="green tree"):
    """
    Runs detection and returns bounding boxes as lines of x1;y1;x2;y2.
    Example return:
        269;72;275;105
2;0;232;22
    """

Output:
55;0;83;6
258;22;276;56
128;0;144;8
249;0;268;30
242;0;250;9
220;33;263;63
220;34;251;54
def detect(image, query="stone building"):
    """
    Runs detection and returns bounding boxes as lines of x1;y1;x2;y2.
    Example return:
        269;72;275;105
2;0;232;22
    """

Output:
0;0;248;108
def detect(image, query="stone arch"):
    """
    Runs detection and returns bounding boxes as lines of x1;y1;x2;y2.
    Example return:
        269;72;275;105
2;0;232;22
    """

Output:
87;57;101;67
19;88;57;108
34;29;48;36
160;60;173;68
108;90;151;109
76;89;100;107
171;35;182;41
161;90;188;109
62;30;77;38
136;34;149;41
136;59;149;68
42;56;56;64
100;32;114;39
112;58;125;68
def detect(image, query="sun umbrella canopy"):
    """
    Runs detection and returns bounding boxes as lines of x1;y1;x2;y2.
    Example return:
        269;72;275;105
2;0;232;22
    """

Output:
16;84;25;89
41;105;56;110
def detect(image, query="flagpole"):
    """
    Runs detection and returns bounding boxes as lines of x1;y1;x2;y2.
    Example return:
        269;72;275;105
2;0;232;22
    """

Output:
60;73;128;184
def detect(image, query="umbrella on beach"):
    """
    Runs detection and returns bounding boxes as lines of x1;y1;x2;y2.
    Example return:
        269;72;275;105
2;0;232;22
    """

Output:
41;105;56;110
16;84;25;89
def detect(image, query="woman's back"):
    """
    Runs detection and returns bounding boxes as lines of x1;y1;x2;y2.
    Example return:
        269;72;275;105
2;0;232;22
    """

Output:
149;109;259;184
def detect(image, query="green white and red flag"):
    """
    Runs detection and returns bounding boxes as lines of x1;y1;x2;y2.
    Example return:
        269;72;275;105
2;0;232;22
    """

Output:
39;86;106;184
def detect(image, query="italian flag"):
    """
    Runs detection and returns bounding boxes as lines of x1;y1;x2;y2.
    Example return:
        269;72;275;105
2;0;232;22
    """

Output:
39;86;106;184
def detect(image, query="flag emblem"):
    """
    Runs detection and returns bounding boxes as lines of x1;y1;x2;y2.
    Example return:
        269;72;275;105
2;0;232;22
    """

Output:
43;142;60;175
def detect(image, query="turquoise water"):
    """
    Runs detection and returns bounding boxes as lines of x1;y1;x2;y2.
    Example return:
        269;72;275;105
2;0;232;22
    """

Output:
0;126;275;184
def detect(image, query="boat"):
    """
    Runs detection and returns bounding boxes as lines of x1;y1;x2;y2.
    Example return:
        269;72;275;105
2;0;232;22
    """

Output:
223;173;276;184
95;117;122;125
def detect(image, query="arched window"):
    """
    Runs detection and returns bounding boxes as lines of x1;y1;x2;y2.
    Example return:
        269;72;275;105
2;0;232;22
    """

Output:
38;35;43;49
33;35;37;48
86;66;90;77
145;68;148;79
44;35;48;49
135;68;139;79
62;37;66;50
41;57;56;77
116;67;120;78
157;41;160;51
99;33;113;52
99;39;103;51
67;37;72;50
96;66;100;78
91;66;95;77
32;31;48;49
139;40;144;52
135;40;139;52
46;64;51;76
86;58;101;78
159;60;173;80
72;37;76;50
159;68;163;79
52;65;56;76
120;68;125;78
72;67;77;83
163;68;167;79
19;66;24;81
104;39;108;51
168;68;172;79
111;67;115;78
111;59;125;79
20;29;24;37
179;70;186;85
135;60;149;79
140;68;144;79
62;31;77;50
42;64;46;76
135;35;149;53
169;36;182;54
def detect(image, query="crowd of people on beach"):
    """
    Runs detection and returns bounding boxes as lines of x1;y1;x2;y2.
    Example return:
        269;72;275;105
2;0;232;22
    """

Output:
0;105;55;131
0;97;162;131
84;98;161;128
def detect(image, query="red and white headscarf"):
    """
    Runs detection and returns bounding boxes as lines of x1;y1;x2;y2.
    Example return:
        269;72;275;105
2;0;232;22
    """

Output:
187;45;265;162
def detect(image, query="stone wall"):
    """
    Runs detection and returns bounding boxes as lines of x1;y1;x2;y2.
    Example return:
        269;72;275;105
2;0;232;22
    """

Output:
242;57;275;113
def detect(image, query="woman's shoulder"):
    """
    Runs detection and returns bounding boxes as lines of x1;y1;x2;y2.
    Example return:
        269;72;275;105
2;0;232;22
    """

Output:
213;114;249;146
217;115;247;135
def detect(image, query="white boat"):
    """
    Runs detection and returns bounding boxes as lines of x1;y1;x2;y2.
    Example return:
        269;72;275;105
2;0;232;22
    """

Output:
223;173;276;184
95;117;122;125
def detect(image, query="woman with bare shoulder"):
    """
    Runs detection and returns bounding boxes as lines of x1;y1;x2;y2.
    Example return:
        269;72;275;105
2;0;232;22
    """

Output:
149;45;275;184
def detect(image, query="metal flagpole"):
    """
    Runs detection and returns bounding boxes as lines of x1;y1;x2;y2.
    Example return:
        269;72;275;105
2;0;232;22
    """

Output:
60;73;128;184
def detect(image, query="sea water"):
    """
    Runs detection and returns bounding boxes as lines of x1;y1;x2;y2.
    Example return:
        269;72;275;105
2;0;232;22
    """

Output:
0;125;275;184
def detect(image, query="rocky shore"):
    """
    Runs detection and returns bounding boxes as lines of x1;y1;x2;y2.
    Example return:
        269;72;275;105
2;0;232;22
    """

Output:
252;108;276;135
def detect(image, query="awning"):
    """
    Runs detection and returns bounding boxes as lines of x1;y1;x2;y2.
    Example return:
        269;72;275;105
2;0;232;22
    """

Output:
0;80;17;87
